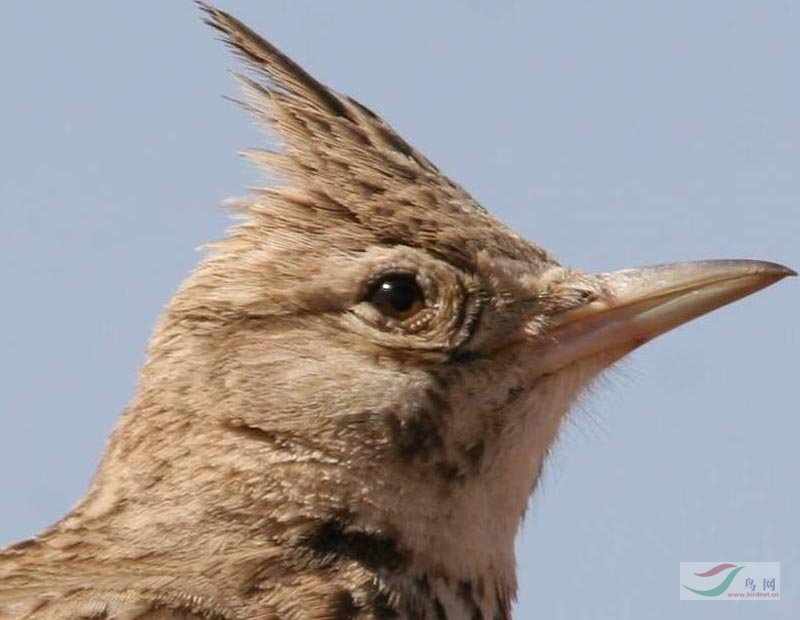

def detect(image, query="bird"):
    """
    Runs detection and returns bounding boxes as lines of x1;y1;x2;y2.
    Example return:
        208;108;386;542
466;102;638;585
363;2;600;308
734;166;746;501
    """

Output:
0;4;793;620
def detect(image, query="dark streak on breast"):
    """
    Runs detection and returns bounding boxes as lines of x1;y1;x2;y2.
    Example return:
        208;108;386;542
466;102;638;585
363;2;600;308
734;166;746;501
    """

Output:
302;512;409;573
328;589;359;620
370;590;401;620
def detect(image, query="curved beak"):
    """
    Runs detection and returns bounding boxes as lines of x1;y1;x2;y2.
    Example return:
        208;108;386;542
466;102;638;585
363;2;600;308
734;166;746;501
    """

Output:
540;260;795;373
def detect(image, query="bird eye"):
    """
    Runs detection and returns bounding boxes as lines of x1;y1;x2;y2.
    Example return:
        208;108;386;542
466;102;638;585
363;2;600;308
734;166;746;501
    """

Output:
367;274;425;320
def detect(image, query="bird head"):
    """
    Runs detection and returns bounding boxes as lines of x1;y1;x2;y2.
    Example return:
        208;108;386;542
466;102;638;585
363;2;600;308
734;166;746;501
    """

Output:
72;4;792;614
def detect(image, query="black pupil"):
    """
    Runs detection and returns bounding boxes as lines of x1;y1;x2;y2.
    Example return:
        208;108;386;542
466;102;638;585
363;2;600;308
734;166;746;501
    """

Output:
373;276;419;313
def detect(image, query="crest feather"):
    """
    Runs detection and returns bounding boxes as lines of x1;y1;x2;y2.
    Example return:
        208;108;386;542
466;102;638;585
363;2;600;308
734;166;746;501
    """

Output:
198;3;445;182
198;3;548;267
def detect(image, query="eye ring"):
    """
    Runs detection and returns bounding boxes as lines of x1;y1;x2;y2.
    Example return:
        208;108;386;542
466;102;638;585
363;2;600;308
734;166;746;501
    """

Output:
366;273;426;321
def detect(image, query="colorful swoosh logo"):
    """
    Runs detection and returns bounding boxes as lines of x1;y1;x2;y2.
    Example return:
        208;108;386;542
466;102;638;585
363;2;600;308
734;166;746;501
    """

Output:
682;564;745;597
694;563;738;577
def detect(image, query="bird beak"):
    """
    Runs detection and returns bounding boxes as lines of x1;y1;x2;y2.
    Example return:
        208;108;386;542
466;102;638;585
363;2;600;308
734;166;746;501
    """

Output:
539;259;795;373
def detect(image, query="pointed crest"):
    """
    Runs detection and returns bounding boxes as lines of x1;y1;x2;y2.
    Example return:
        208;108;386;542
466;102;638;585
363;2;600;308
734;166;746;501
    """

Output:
198;3;547;267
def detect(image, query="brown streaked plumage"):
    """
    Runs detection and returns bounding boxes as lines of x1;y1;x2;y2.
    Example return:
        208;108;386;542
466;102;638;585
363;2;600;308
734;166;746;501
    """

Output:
0;4;793;620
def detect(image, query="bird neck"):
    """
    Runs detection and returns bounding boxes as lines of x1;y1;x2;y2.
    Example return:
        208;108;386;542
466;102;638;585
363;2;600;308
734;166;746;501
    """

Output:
55;386;523;620
49;322;585;620
55;410;518;620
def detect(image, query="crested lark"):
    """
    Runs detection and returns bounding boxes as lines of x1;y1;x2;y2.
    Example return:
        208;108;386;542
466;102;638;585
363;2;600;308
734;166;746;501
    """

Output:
0;4;794;620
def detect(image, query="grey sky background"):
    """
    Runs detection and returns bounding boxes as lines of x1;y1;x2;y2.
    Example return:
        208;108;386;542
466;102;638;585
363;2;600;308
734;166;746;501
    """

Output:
0;2;797;618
